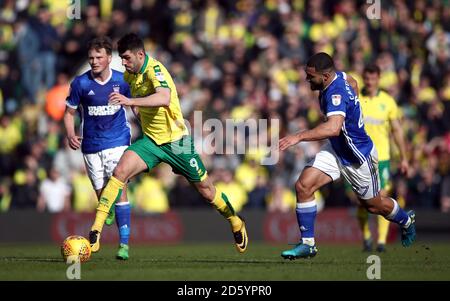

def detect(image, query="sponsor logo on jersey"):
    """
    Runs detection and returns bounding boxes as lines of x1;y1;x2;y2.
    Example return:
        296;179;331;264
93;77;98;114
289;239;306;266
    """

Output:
364;116;384;125
87;105;121;116
88;90;95;96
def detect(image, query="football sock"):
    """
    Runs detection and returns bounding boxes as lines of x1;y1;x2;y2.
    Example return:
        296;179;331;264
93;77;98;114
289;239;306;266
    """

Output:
296;200;317;246
212;188;242;232
115;202;131;245
92;176;124;233
357;206;372;241
377;214;390;245
385;198;411;228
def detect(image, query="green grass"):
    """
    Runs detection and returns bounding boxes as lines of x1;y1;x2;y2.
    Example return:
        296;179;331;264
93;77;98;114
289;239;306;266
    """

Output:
0;242;449;280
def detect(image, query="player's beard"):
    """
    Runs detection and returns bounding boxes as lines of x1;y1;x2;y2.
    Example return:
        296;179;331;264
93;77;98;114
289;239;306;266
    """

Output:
125;64;137;74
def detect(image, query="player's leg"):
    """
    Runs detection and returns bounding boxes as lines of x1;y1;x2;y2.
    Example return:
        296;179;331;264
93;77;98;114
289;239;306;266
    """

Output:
95;187;119;227
99;145;131;226
348;150;415;248
94;188;116;225
161;135;248;253
281;167;333;259
359;194;415;247
91;150;144;232
90;134;163;252
101;146;132;259
89;150;147;251
281;143;339;260
349;156;389;252
115;186;131;260
193;177;248;253
84;151;121;251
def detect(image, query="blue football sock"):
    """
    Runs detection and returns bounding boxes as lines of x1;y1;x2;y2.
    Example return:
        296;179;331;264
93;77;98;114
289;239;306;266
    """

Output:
296;200;317;245
385;198;410;228
115;202;131;245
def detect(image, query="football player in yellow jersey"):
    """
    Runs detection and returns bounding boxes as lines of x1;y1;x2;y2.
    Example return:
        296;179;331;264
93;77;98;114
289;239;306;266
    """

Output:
358;64;409;252
88;33;248;254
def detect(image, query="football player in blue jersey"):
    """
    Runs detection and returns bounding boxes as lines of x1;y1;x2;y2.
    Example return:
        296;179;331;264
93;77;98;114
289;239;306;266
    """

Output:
278;53;416;259
63;36;132;260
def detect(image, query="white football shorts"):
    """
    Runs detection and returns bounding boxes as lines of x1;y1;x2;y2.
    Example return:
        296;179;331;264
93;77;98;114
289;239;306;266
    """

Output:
306;142;380;200
83;145;128;191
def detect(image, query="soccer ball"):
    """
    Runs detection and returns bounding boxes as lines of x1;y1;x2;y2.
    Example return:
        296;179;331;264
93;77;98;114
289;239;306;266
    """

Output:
61;235;92;263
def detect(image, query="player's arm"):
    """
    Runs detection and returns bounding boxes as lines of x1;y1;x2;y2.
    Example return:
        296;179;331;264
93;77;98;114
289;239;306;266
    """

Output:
346;74;359;98
108;87;170;108
63;107;82;150
390;118;409;175
279;115;344;151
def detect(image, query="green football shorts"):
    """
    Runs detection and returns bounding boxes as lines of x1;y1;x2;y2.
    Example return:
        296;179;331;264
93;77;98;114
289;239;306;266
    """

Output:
127;134;207;182
378;160;391;191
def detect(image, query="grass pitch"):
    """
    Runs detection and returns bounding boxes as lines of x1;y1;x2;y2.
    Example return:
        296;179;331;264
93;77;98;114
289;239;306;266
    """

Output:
1;242;449;281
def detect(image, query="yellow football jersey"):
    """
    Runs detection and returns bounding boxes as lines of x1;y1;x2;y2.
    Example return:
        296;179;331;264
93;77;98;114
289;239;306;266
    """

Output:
360;89;400;161
124;55;188;145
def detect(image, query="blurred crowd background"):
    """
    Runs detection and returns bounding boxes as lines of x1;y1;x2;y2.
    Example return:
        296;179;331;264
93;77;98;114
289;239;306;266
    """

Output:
0;0;449;214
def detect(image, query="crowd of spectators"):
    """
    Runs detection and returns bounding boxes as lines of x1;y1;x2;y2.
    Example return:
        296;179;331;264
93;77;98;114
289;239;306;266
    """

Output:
0;0;449;214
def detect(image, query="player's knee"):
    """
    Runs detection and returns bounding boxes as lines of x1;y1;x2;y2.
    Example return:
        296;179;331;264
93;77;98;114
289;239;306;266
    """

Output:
295;180;313;199
112;164;129;183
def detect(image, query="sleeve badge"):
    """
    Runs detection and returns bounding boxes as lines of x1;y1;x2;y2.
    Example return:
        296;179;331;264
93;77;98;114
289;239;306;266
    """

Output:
331;94;342;106
155;72;165;82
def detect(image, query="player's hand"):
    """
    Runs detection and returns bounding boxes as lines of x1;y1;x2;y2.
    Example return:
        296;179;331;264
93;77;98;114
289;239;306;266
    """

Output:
108;92;132;106
278;134;301;151
67;135;82;150
399;159;410;176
